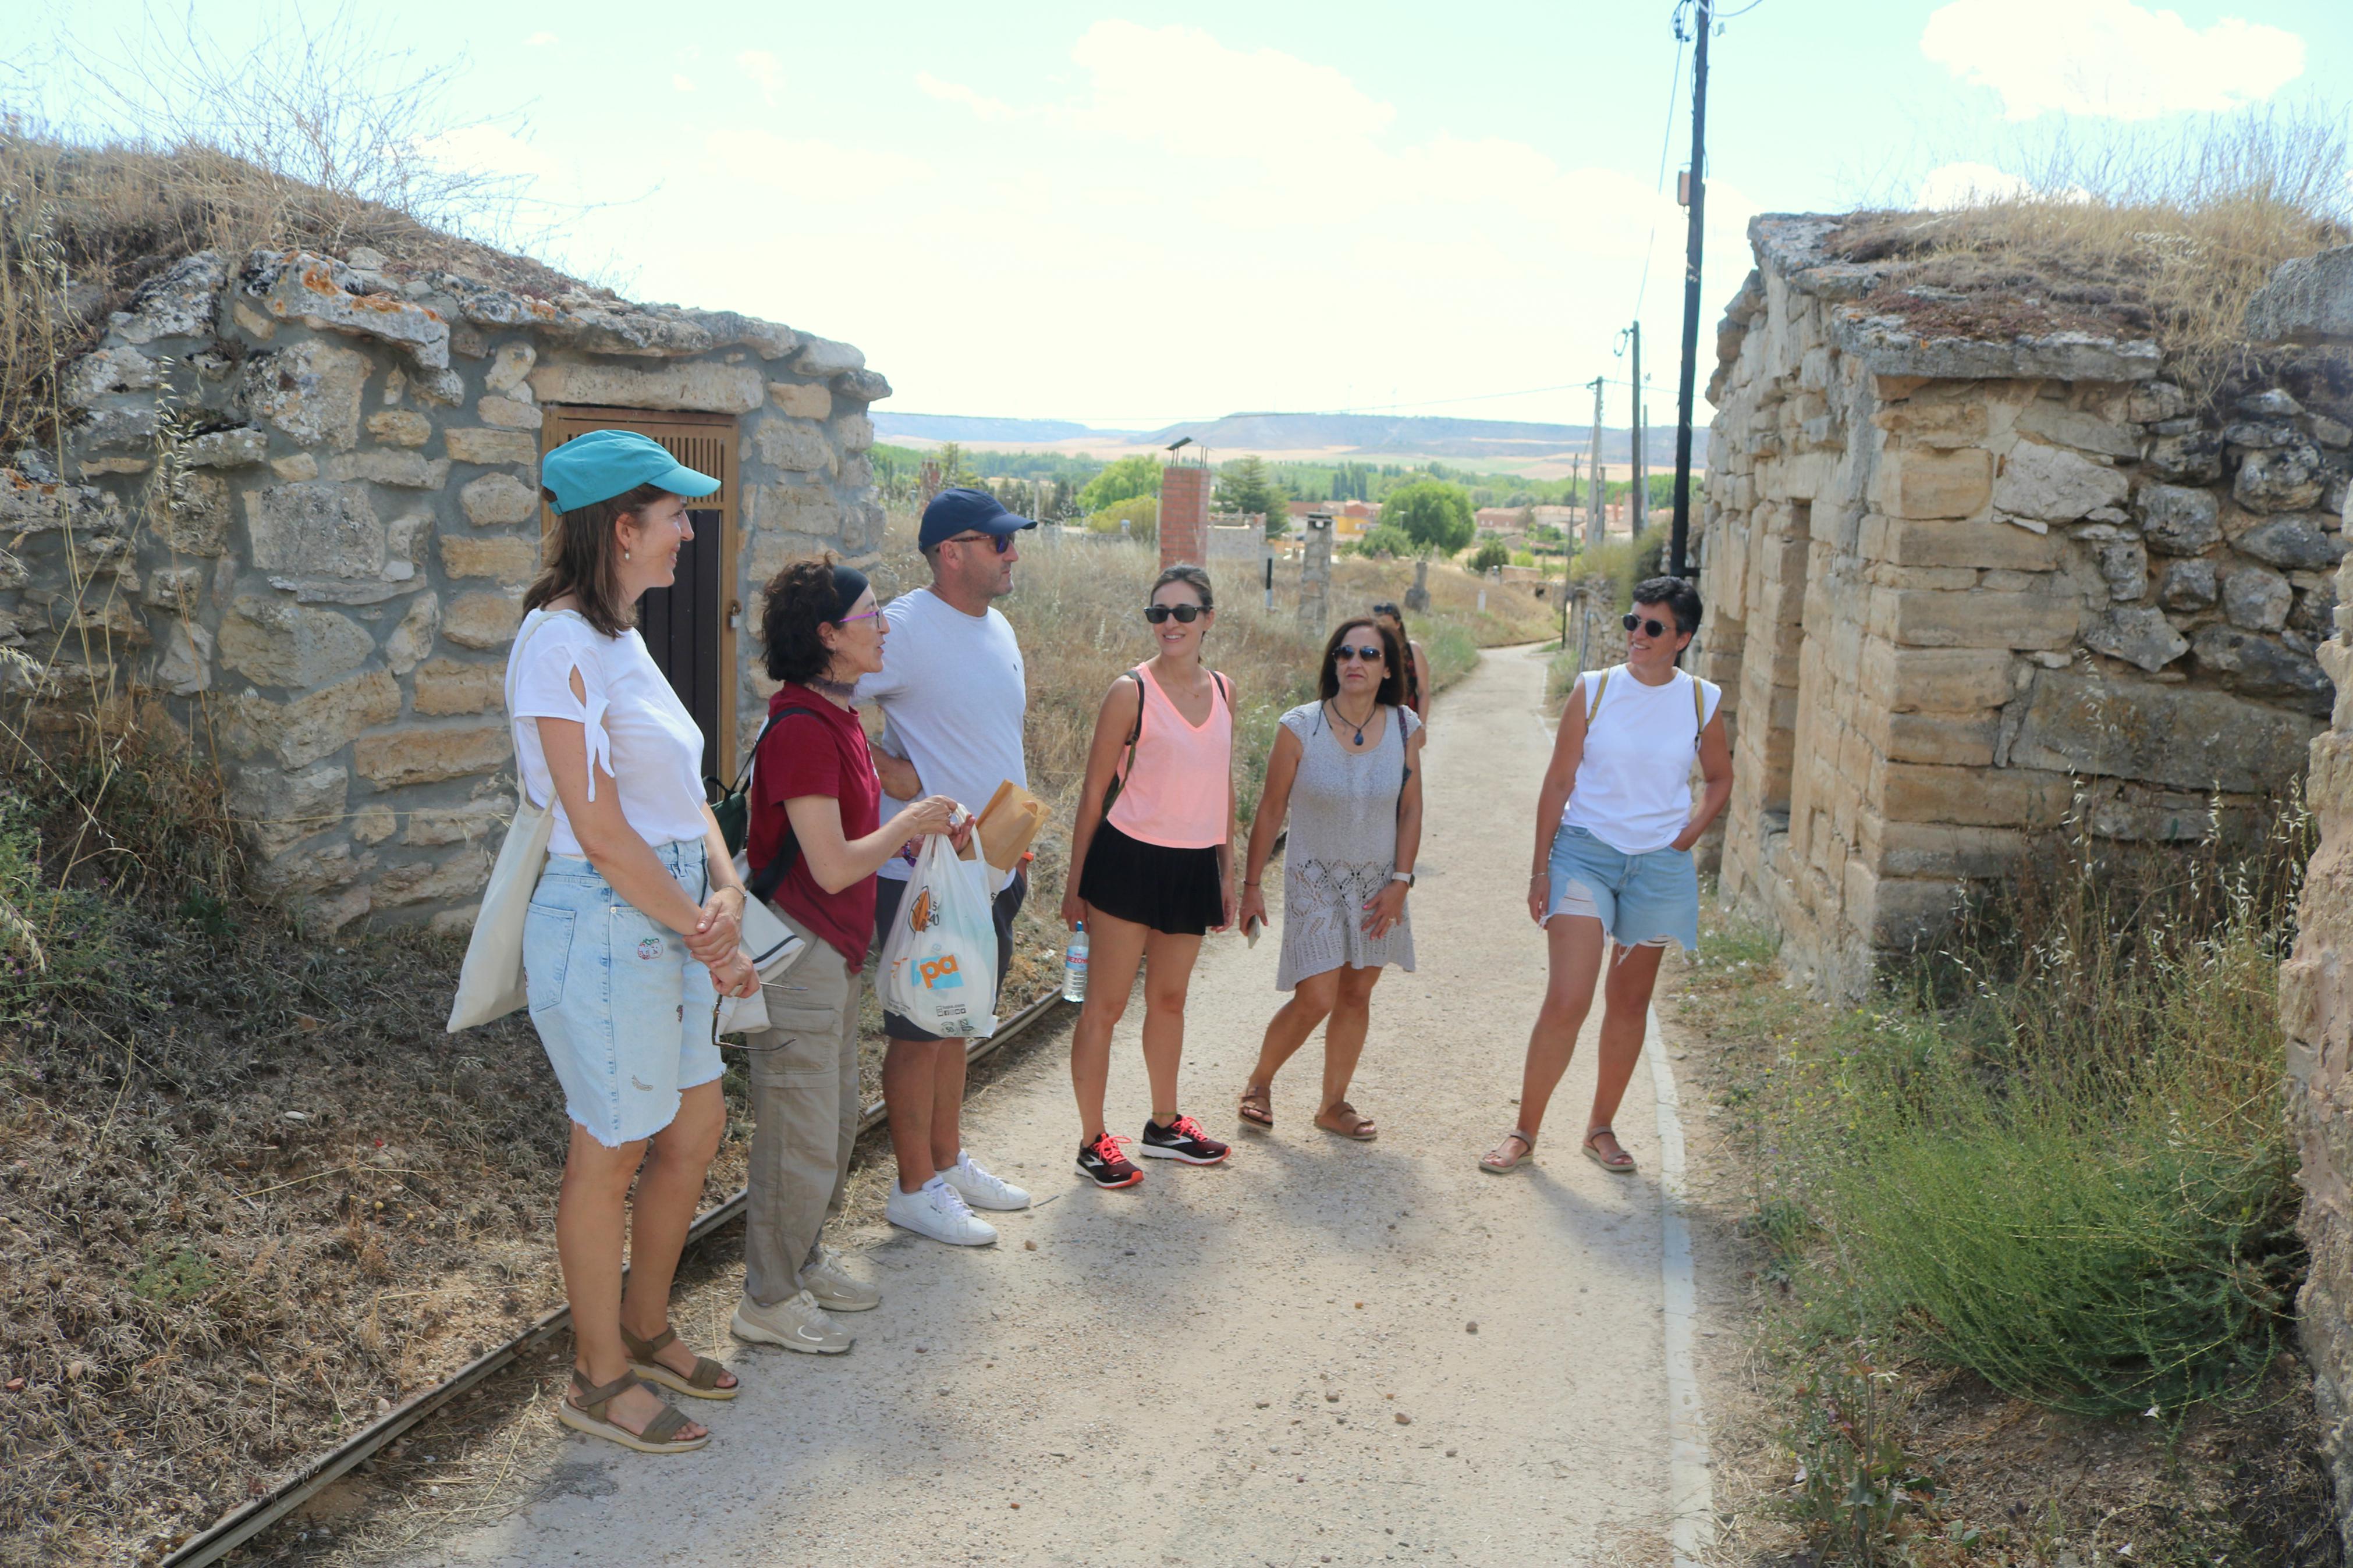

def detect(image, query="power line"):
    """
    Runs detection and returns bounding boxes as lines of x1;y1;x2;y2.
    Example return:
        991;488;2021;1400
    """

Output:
1631;22;1690;321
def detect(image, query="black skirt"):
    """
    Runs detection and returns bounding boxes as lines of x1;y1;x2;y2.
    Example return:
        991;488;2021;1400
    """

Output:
1078;820;1226;936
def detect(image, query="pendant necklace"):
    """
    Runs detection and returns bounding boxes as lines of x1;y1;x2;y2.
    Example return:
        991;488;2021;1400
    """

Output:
1325;701;1367;747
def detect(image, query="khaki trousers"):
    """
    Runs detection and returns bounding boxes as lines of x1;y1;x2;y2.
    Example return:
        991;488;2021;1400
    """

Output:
742;937;863;1309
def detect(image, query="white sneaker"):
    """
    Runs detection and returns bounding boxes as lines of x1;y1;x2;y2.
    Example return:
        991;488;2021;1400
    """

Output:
730;1289;853;1355
886;1175;999;1247
942;1150;1032;1212
803;1245;881;1313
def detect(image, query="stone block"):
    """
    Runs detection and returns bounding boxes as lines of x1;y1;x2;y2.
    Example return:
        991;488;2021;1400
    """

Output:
2007;668;2320;792
1876;446;1992;520
526;360;764;414
64;346;163;405
184;427;270;468
253;253;450;368
746;483;840;541
1862;820;2028;880
2158;557;2218;609
441;535;539;583
403;799;511;846
1857;643;2016;713
750;416;836;475
1879;760;2070;829
2014;401;2141;459
218;595;375;687
272;453;320;481
485;342;536;394
240;339;370;449
1869;398;1988;449
833;368;891;403
832;413;874;454
250;841;372;899
254;669;402;769
112;251;225;344
477;396;542;430
2236;514;2347;571
443;428;540;467
1863;706;2000;766
228;762;348;858
1871;586;2078;650
324;450;451;488
373;847;494;906
443;590;522;650
789;335;864;376
350;805;396;843
366;409;433;447
1868;516;2060;571
2191;624;2334;714
461;472;538;527
145;565;203;611
2224;564;2294;631
1993;440;2129;522
353;724;510;788
2093;537;2148;601
242;482;386;577
768;381;832;419
413;657;505;715
153;618;212;695
158;471;230;556
2084;605;2188;671
2137;484;2223;555
2244;245;2353;346
1844;861;1964;951
2236;443;2327;513
385;590;438;675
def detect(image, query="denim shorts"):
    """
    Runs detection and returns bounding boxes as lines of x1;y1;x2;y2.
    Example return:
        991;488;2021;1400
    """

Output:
1545;823;1701;951
525;839;723;1147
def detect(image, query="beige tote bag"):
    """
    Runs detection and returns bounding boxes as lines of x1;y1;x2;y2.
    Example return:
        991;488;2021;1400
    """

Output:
445;611;569;1032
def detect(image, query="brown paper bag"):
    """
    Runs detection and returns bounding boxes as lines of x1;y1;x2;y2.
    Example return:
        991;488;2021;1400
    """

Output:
975;780;1047;876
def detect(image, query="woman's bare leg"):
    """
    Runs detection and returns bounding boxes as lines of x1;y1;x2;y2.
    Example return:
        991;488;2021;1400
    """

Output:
1492;915;1607;1158
1139;929;1206;1123
1070;908;1151;1143
1586;943;1667;1162
1245;970;1340;1092
619;1081;737;1391
556;1126;707;1441
1318;965;1384;1116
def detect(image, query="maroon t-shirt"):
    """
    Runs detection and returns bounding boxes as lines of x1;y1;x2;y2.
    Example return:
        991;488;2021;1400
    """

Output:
748;685;882;965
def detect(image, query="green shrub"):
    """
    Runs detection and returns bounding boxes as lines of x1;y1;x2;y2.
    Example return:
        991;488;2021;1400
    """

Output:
1469;541;1510;574
1571;522;1672;609
1085;494;1158;542
1350;522;1415;559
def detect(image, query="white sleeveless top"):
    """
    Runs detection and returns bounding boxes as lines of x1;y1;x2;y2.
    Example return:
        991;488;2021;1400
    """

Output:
1561;666;1720;855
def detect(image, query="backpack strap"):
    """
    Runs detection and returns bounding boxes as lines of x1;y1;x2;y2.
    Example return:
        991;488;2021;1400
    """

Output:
1691;672;1706;752
1584;666;1612;727
747;707;828;905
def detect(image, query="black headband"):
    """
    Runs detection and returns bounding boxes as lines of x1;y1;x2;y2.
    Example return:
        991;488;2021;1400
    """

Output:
830;564;869;622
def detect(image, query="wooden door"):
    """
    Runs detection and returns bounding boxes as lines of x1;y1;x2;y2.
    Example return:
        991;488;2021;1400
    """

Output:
540;407;740;781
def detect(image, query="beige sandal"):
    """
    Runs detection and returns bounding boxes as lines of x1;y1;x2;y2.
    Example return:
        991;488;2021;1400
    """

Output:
620;1324;739;1400
1315;1100;1378;1141
1238;1083;1273;1129
1478;1129;1535;1174
557;1369;710;1453
1583;1126;1637;1175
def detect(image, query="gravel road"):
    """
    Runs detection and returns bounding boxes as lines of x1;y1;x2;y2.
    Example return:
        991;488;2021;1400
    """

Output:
394;643;1693;1567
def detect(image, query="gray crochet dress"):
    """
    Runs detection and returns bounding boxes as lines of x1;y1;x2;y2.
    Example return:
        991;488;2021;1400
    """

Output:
1275;701;1420;990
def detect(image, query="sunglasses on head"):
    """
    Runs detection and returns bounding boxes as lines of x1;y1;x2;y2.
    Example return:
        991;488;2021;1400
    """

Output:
1144;603;1204;624
1333;644;1385;663
945;531;1015;555
1371;602;1401;618
1622;612;1679;638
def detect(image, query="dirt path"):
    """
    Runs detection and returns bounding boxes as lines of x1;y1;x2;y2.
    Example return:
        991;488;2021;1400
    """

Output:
389;645;1703;1567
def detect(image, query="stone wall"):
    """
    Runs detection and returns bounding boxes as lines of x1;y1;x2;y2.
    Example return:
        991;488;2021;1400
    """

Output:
2262;244;2353;1550
1698;214;2342;997
3;247;887;933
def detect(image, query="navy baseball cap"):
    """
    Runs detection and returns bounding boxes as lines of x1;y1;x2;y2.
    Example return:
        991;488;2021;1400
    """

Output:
542;429;721;513
919;486;1036;549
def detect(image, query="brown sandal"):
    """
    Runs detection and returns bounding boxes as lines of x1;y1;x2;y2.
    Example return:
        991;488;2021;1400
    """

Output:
1478;1129;1536;1174
1315;1100;1378;1140
620;1324;739;1400
1583;1126;1637;1175
1238;1083;1274;1129
557;1369;709;1453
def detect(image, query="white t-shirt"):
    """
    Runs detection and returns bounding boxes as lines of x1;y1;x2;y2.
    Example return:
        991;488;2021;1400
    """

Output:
1562;665;1722;855
508;607;711;859
853;586;1027;888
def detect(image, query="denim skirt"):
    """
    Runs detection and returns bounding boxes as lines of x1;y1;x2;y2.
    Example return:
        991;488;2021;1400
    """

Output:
1545;823;1701;951
524;839;723;1147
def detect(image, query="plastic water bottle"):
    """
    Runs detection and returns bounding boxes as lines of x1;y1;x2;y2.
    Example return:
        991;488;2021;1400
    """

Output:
1063;922;1089;1002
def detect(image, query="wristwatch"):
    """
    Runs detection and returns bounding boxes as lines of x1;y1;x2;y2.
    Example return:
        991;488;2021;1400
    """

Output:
1391;871;1415;887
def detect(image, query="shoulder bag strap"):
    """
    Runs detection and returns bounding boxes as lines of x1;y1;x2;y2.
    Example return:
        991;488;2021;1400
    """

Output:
747;707;828;905
1585;666;1612;727
1102;669;1145;814
1691;672;1706;752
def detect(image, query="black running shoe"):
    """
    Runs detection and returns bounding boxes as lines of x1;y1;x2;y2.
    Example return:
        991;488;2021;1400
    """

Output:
1076;1131;1144;1189
1138;1113;1230;1165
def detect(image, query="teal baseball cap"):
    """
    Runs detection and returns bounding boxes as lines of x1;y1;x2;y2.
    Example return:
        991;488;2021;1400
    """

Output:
541;429;721;513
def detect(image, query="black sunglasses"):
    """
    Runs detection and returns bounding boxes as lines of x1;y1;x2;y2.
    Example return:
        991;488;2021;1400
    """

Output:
1144;603;1204;624
944;531;1015;555
1370;602;1401;617
1622;612;1679;638
1333;643;1384;663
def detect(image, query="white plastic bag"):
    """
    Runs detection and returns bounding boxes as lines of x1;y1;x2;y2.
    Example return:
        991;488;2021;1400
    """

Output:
878;831;1000;1038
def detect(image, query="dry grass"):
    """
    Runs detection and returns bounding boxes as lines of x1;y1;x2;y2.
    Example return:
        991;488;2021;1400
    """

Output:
1831;106;2352;394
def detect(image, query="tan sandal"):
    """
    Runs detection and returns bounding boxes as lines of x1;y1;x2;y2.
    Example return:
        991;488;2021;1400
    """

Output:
557;1369;710;1453
1315;1100;1378;1141
1478;1129;1535;1174
1583;1126;1637;1175
620;1324;739;1400
1238;1083;1274;1129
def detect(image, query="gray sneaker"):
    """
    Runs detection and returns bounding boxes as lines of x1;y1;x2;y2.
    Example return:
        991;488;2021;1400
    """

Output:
730;1290;852;1355
803;1245;881;1313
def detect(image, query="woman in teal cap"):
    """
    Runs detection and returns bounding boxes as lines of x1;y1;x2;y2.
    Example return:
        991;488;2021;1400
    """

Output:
512;430;760;1453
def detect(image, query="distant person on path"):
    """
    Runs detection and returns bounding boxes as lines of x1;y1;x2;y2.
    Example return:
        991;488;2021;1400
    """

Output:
1481;576;1731;1177
1234;617;1425;1140
512;432;761;1454
1060;565;1238;1188
734;559;968;1356
858;488;1038;1245
1371;601;1432;723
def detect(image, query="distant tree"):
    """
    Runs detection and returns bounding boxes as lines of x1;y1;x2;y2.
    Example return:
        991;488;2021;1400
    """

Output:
1087;493;1158;542
1380;479;1475;555
1511;549;1536;568
934;441;982;488
1471;541;1511;573
1077;454;1161;513
1215;454;1282;523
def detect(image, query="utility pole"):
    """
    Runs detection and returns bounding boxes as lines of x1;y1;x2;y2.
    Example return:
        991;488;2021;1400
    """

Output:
1629;322;1645;539
1670;0;1712;579
1584;376;1606;547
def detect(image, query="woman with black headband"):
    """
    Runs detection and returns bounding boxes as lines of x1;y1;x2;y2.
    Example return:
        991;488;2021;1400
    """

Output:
732;559;967;1357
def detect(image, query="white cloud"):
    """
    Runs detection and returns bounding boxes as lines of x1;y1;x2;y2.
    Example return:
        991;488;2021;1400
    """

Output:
1913;160;2036;207
915;71;1018;123
739;50;781;101
1921;0;2304;120
526;31;557;47
704;130;933;204
672;73;697;94
416;125;562;183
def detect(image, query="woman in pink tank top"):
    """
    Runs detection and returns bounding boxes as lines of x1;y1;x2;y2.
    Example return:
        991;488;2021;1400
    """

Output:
1060;566;1239;1188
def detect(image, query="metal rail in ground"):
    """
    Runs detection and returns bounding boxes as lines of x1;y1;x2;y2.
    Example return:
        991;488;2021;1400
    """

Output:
163;989;1076;1568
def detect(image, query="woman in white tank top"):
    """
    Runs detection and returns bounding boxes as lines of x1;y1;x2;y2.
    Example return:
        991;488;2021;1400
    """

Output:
1479;578;1732;1178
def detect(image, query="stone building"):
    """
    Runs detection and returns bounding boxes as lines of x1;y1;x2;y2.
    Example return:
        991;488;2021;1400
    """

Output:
2;247;888;932
1696;214;2343;997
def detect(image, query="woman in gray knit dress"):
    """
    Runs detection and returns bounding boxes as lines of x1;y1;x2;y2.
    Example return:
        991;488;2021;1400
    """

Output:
1233;617;1425;1139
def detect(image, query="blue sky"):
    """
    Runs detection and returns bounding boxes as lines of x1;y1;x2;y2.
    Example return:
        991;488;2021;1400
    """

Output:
10;2;2349;429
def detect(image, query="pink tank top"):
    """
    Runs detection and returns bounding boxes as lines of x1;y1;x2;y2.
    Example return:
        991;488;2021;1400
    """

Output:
1107;663;1233;849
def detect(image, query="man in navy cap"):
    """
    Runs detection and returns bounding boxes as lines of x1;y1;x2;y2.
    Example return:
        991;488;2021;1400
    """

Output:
860;488;1039;1247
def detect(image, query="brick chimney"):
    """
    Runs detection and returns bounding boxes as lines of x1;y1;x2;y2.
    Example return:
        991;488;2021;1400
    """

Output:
1159;465;1209;568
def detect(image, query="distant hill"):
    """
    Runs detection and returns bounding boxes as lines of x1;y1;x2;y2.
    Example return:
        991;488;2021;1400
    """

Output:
1140;411;1637;460
874;413;1147;444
